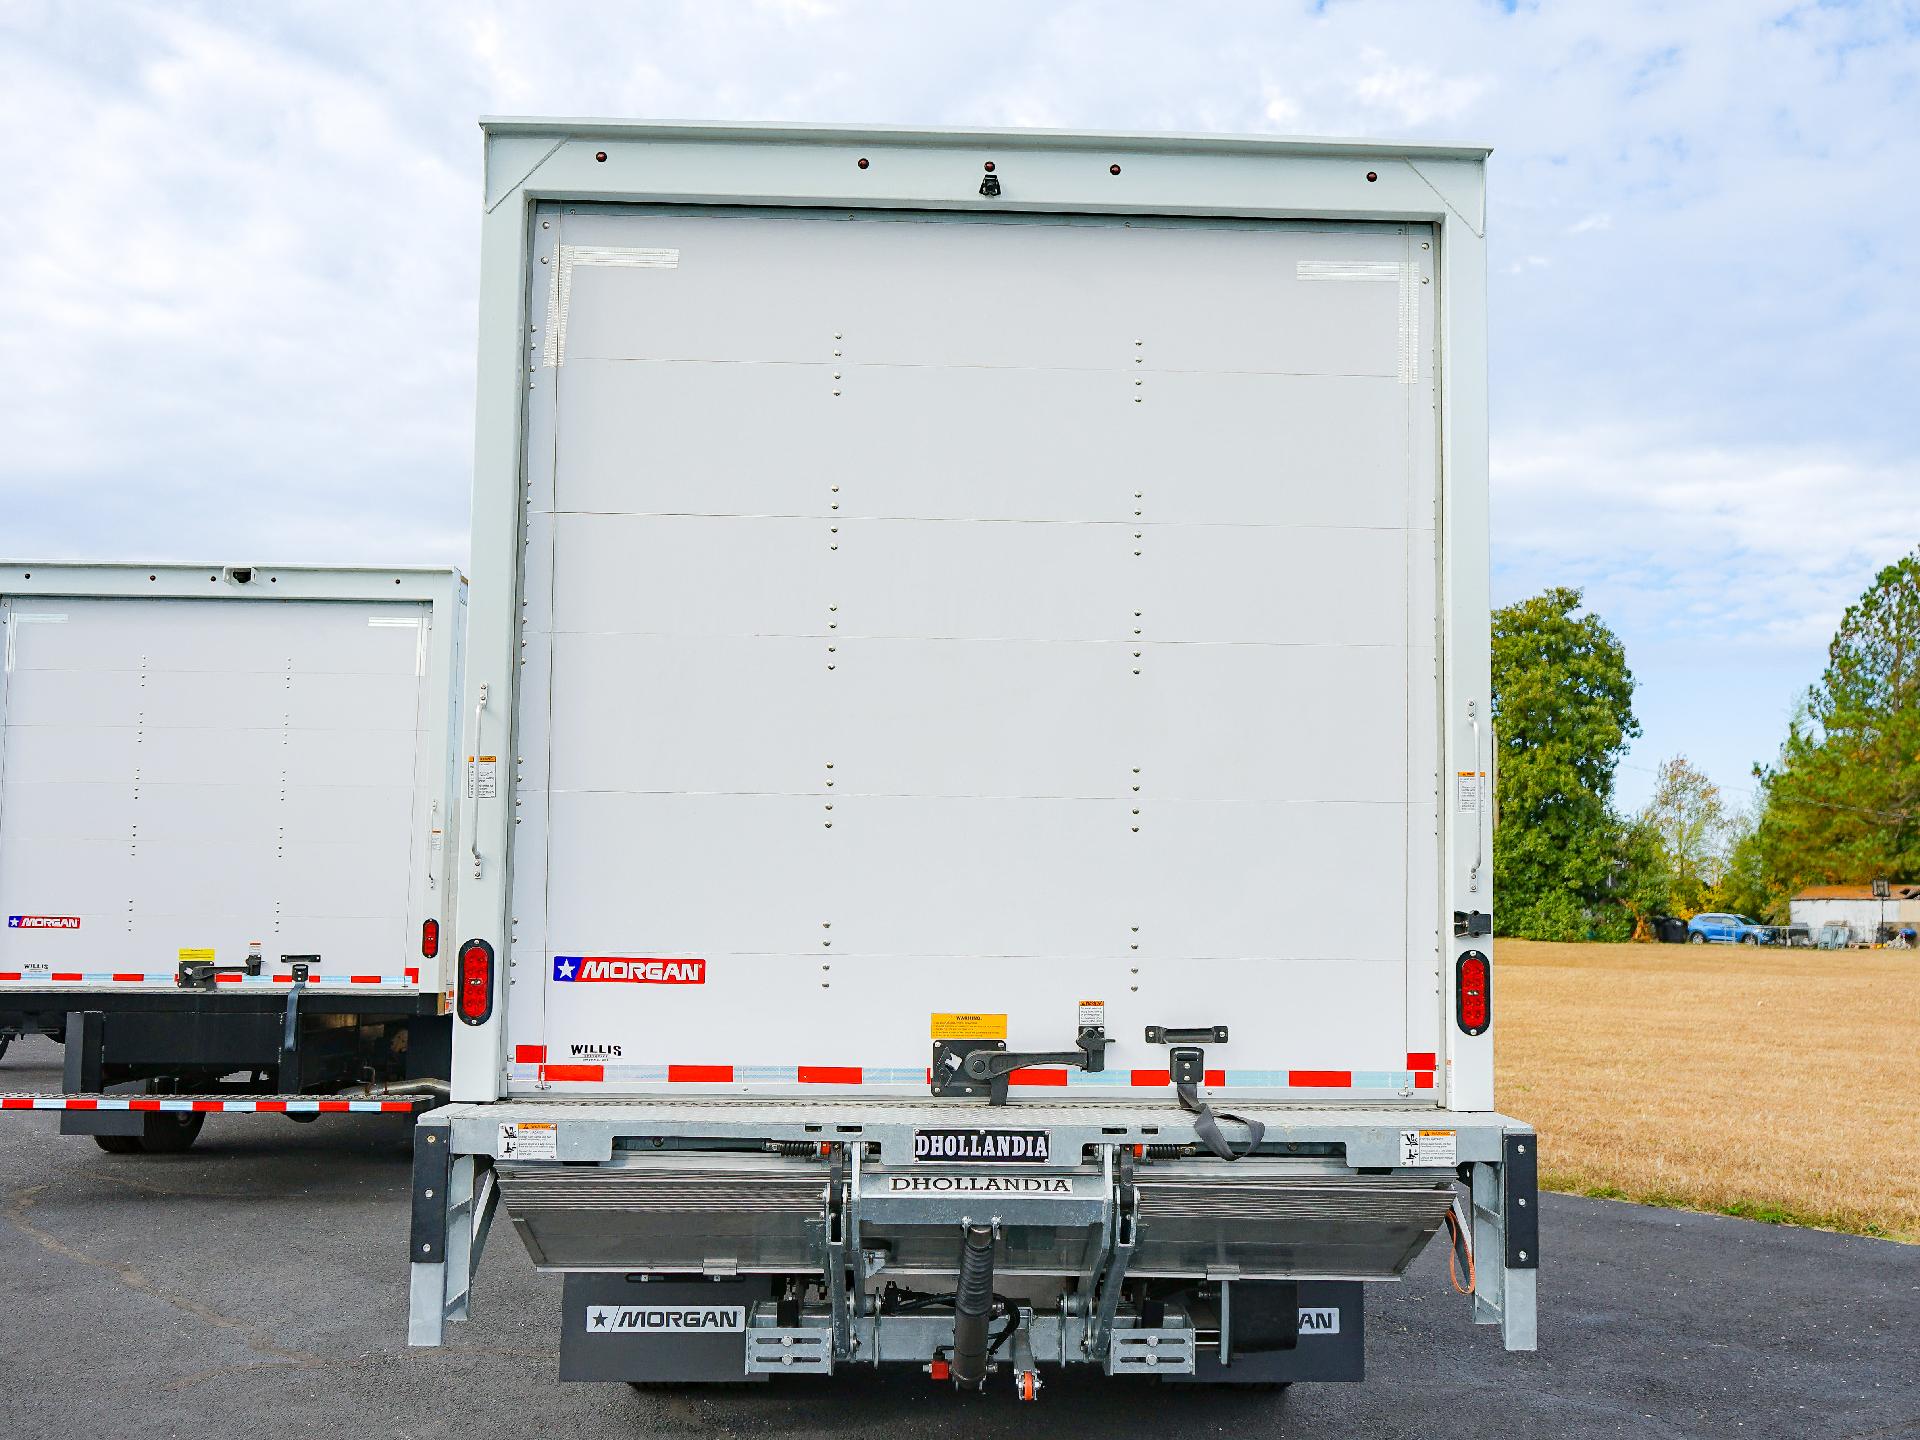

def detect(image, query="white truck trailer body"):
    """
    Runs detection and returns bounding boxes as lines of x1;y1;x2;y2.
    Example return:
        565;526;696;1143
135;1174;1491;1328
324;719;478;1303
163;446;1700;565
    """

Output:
414;120;1532;1394
0;564;465;1146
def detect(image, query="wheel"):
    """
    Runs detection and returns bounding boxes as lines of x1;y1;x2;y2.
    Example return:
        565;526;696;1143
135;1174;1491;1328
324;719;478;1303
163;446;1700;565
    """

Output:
93;1133;143;1154
1688;931;1707;944
1741;933;1758;945
137;1111;205;1153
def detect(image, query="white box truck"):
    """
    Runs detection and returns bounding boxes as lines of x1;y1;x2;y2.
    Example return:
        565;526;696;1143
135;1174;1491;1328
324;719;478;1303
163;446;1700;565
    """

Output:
0;563;465;1150
410;120;1533;1395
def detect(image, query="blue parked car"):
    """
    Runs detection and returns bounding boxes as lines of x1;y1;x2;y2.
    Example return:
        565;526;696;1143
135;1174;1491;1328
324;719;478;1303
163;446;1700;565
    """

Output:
1687;912;1777;946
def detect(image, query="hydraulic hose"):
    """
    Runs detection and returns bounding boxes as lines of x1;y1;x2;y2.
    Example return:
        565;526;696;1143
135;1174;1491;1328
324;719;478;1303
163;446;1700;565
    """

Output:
950;1223;996;1388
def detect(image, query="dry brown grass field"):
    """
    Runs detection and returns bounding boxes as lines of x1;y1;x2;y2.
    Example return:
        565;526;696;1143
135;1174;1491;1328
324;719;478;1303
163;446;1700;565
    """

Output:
1497;938;1920;1241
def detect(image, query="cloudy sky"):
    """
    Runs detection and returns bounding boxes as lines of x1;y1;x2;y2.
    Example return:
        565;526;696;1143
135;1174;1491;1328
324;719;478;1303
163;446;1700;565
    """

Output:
2;1;1916;810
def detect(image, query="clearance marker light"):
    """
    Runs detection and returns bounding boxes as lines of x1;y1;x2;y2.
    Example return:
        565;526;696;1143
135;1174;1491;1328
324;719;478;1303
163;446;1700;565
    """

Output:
421;918;440;959
457;939;495;1025
1455;950;1490;1036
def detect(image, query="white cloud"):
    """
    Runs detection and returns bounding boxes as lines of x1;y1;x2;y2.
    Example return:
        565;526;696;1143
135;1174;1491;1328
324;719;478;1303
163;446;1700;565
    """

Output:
0;0;1915;805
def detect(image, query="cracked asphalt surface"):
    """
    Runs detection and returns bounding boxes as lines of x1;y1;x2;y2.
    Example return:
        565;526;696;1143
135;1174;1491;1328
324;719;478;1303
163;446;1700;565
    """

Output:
3;1034;1916;1439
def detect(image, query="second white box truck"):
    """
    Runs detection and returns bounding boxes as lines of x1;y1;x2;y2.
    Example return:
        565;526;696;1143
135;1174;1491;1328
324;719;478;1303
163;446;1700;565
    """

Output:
409;119;1533;1396
0;564;465;1149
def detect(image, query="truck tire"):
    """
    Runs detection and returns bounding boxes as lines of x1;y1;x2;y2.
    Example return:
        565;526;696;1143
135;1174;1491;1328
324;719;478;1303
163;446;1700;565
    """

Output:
93;1133;143;1154
137;1112;205;1153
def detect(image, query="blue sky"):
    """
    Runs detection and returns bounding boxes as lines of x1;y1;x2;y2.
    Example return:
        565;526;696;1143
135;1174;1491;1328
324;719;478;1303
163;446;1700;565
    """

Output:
2;1;1916;811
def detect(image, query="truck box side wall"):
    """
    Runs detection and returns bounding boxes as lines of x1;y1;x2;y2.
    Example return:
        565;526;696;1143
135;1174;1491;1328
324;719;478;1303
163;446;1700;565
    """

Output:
451;132;1492;1109
0;568;465;995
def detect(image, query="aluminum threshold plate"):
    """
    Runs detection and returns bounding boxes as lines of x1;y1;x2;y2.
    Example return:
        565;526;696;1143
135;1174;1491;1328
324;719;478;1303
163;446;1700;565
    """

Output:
437;1101;1528;1170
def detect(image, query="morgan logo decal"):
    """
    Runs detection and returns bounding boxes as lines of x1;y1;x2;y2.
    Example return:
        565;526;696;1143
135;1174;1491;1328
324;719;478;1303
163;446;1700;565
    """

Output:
913;1128;1052;1163
552;956;705;985
587;1305;746;1333
8;916;81;930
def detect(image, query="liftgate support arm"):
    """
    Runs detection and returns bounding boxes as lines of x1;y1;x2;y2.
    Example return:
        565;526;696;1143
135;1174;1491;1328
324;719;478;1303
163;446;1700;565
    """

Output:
408;1123;498;1347
1469;1131;1538;1351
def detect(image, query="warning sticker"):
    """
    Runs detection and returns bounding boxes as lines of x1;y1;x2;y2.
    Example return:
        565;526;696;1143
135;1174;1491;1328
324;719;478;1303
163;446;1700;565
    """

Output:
1400;1128;1457;1166
1455;772;1484;814
177;947;216;963
931;1013;1007;1041
499;1121;557;1161
466;756;498;801
1077;999;1106;1030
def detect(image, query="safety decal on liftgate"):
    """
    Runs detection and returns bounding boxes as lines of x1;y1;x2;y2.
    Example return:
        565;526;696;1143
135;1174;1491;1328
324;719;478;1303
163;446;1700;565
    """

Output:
552;956;706;984
1400;1129;1457;1166
8;916;80;930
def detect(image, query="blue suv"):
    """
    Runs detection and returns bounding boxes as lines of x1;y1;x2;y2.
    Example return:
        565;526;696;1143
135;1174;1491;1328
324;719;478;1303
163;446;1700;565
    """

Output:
1687;912;1776;946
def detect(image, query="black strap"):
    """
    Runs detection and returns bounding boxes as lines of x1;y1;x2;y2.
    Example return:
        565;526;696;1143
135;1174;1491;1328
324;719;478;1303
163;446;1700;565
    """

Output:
1175;1080;1265;1161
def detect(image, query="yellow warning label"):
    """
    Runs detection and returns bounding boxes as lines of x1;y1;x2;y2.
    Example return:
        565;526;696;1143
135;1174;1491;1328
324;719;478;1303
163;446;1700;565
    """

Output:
931;1012;1008;1041
177;947;215;963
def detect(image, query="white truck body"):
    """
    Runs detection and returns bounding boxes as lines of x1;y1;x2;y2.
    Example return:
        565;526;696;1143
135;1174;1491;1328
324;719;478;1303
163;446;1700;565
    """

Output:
0;564;464;993
415;120;1532;1391
0;565;465;1141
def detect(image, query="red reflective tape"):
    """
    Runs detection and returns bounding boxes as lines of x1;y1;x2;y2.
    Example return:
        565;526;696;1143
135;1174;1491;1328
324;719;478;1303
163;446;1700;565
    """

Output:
52;972;83;982
112;973;146;983
797;1066;861;1085
66;1098;99;1110
1414;1071;1436;1090
273;975;294;984
1289;1070;1351;1088
129;1098;162;1111
668;1064;734;1083
256;1100;288;1112
541;1064;603;1082
213;973;240;984
1131;1069;1171;1087
350;975;382;985
2;1097;32;1109
1407;1052;1437;1071
318;1100;350;1113
1008;1068;1067;1086
406;967;420;985
380;1100;415;1112
0;973;20;981
191;1100;224;1112
514;1045;547;1064
1204;1069;1226;1087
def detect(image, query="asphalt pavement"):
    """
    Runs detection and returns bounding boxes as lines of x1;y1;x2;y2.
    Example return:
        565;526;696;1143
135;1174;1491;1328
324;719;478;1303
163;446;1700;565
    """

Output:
2;1034;1915;1439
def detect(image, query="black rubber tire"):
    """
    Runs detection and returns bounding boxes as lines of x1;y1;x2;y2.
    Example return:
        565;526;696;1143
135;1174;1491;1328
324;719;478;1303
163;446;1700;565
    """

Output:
138;1111;205;1153
1741;933;1758;945
1688;931;1707;944
93;1133;143;1154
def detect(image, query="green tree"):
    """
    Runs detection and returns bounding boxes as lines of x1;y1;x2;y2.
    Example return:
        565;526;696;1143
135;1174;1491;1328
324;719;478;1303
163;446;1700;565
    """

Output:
1491;587;1641;939
1748;550;1920;910
1640;754;1737;916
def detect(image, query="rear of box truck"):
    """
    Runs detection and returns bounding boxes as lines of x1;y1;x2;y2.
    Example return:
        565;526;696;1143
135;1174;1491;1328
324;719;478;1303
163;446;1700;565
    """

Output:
413;121;1534;1393
0;565;465;1148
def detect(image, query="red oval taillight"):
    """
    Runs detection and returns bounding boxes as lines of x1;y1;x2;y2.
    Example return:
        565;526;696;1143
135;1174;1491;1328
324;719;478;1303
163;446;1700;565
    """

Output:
457;939;494;1025
1456;950;1491;1036
421;918;440;959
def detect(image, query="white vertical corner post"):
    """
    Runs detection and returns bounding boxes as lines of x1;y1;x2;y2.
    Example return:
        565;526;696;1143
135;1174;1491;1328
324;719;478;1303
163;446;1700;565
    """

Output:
447;117;1497;1109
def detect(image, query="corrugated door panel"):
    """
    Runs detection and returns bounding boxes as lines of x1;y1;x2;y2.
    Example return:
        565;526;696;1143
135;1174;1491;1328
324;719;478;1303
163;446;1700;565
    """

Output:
0;598;431;981
512;207;1441;1097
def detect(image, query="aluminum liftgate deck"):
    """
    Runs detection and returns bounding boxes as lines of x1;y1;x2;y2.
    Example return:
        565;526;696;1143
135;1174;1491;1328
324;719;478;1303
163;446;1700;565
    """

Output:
413;120;1532;1383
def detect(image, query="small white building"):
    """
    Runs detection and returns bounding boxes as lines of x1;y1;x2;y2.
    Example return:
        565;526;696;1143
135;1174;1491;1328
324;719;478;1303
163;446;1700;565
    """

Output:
1789;883;1920;940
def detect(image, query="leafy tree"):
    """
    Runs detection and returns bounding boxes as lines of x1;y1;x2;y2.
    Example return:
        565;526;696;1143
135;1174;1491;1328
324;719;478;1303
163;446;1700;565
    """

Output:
1639;754;1737;916
1491;587;1641;939
1747;550;1920;911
